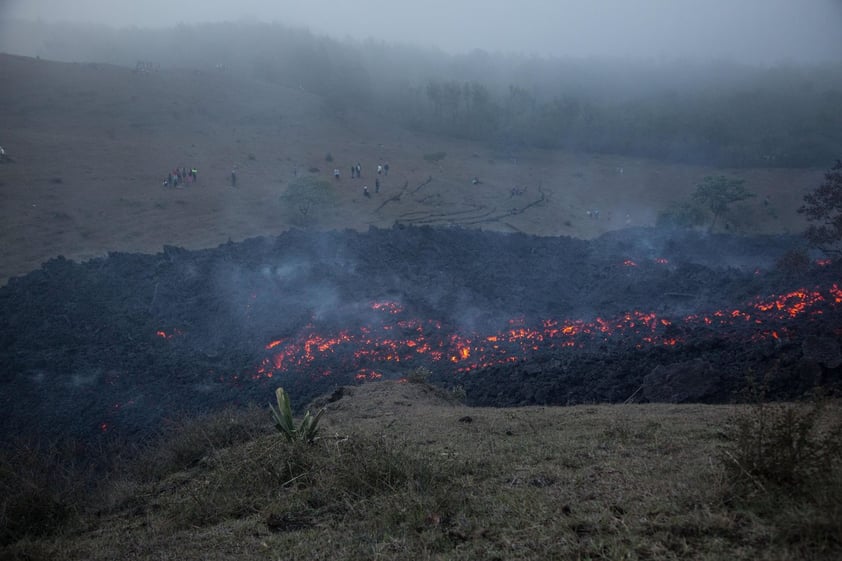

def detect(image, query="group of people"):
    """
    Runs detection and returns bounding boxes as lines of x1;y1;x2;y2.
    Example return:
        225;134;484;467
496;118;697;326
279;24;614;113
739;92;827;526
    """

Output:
343;161;389;180
163;166;198;188
331;160;391;198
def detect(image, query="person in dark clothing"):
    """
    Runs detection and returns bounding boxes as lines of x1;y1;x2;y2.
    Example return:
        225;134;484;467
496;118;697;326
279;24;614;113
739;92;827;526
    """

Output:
231;168;237;187
375;178;380;193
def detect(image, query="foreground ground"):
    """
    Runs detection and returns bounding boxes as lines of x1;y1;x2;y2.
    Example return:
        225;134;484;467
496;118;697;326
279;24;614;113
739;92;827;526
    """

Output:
0;53;826;285
3;381;840;560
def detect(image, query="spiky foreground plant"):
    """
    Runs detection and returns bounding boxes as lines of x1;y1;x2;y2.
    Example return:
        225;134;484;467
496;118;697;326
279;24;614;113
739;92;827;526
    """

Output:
269;387;324;443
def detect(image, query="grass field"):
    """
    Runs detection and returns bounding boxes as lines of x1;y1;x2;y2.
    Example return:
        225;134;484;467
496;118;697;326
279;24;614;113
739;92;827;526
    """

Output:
2;381;840;560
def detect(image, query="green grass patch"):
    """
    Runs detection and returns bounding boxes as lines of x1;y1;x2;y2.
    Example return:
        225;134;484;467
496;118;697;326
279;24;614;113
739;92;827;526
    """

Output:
423;151;447;163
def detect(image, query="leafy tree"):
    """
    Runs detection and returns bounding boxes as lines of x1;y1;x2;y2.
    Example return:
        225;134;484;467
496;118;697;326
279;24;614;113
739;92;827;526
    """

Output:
692;175;754;231
799;160;842;256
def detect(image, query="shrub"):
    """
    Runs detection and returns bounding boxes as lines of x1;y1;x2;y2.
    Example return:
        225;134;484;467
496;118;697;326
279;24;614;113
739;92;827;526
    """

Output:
0;439;91;545
279;176;336;227
136;405;269;481
405;366;432;384
722;398;842;493
656;201;706;229
720;395;842;554
775;248;811;277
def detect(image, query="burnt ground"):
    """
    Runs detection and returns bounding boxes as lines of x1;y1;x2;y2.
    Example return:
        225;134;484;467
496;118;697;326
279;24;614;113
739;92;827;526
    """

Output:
1;225;840;444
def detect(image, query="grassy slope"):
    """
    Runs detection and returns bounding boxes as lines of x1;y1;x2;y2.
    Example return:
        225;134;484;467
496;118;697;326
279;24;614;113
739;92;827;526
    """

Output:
0;53;826;284
5;381;840;561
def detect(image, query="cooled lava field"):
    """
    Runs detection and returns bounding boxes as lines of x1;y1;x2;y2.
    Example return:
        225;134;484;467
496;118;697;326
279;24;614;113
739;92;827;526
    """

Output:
2;226;841;443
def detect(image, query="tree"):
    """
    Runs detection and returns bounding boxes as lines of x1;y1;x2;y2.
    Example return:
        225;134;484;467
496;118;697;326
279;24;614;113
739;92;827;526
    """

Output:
692;175;754;231
799;159;842;256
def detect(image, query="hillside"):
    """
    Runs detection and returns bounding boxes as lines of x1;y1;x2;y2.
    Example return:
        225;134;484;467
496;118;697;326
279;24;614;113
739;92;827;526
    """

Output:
2;381;840;560
0;53;826;285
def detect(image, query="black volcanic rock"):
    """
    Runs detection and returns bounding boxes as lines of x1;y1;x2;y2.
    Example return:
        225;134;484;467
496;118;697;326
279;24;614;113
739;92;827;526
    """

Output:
1;226;839;444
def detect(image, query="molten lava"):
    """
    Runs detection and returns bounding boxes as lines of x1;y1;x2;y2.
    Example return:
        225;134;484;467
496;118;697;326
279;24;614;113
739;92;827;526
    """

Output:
171;283;841;382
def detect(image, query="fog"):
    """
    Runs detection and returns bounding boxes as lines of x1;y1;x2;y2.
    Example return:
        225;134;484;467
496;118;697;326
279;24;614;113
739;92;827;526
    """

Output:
3;0;842;64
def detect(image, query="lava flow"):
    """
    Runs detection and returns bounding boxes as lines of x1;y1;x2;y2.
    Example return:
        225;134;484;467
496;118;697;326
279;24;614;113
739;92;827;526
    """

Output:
227;284;842;382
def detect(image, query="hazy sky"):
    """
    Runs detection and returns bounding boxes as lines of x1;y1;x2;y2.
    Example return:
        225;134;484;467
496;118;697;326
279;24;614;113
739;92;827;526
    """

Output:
3;0;842;64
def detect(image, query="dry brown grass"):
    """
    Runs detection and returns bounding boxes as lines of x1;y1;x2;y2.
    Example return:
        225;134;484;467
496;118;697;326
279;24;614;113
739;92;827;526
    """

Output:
2;382;841;560
0;54;825;286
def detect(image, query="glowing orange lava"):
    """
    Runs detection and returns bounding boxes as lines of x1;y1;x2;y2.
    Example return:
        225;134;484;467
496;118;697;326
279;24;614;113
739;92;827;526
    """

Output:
214;285;840;382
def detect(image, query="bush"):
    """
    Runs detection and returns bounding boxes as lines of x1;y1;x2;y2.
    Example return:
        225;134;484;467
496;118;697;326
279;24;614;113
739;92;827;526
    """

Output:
775;248;811;277
405;366;432;384
720;393;842;554
0;439;91;545
136;405;270;481
723;398;842;492
279;176;337;227
656;201;706;229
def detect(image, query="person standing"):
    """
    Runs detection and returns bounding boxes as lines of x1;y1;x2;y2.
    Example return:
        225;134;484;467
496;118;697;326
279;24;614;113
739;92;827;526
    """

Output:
231;167;237;187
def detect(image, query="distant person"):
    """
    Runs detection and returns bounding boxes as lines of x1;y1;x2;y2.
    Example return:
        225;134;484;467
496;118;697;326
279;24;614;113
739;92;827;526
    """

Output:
384;162;389;176
334;168;341;180
231;168;237;187
356;162;361;177
377;164;382;175
363;185;370;198
350;165;356;179
375;178;380;193
191;167;198;182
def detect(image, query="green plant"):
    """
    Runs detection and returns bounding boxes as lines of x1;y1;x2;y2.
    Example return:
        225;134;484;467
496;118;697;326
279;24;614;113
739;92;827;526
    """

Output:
269;387;324;443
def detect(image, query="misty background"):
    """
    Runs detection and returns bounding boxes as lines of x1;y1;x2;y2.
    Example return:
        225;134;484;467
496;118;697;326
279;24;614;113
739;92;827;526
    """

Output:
4;0;842;64
2;1;842;167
